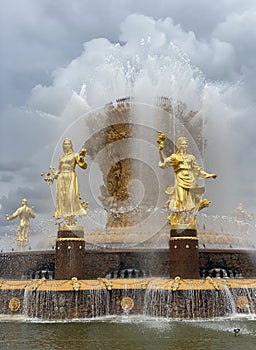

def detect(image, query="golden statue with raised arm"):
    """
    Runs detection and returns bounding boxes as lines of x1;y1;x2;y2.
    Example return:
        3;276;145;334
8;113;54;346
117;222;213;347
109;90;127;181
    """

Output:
5;198;35;248
42;138;88;226
157;132;217;227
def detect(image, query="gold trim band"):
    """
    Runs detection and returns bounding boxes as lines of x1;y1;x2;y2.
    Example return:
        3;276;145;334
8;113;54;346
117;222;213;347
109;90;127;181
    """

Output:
1;278;256;292
171;224;196;230
56;238;85;242
58;225;84;231
170;236;198;241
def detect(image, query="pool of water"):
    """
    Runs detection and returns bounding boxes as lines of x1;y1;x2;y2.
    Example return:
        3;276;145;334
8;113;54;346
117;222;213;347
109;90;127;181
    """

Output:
0;315;255;350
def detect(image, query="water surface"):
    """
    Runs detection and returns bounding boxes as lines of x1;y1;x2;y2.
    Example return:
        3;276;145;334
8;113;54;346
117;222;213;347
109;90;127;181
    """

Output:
1;315;255;350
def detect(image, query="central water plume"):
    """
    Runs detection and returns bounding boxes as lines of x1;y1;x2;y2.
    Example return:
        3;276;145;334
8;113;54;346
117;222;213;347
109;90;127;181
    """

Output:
41;29;255;249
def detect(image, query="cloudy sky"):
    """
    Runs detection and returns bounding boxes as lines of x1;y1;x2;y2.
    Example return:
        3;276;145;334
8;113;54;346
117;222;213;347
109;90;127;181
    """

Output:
0;0;256;232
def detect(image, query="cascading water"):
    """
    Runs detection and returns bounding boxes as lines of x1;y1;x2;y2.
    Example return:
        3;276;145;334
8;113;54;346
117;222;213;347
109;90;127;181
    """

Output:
142;277;256;320
21;287;109;320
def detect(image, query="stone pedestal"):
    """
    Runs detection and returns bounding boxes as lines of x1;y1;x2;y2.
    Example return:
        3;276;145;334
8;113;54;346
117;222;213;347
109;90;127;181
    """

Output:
55;226;85;280
169;227;200;279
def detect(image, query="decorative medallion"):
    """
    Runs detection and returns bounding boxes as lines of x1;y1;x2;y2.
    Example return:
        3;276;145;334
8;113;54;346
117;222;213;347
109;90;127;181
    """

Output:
120;297;134;311
236;296;249;310
9;297;21;312
170;276;181;291
71;277;81;291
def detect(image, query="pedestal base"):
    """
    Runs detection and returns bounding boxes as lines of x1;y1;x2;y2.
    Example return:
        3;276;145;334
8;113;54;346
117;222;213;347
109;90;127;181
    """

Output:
169;228;200;279
55;226;85;280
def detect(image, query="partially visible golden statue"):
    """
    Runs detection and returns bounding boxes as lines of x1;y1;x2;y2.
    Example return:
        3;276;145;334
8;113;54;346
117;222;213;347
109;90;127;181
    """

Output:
5;198;35;247
42;138;88;226
157;132;217;226
235;202;254;234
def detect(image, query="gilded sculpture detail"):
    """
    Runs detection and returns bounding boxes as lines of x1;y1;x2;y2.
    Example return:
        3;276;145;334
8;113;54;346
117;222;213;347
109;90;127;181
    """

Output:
5;198;35;248
107;161;130;201
157;132;217;227
42;138;88;226
120;296;135;311
84;99;136;229
235;203;254;234
9;297;21;312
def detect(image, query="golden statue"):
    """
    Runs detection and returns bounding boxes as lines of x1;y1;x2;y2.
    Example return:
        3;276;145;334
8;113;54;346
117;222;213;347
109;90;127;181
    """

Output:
42;138;88;226
235;203;254;234
157;132;217;226
5;198;35;247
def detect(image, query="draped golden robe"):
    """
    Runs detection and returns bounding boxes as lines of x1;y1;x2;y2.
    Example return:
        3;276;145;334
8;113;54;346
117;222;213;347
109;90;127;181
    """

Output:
54;152;87;219
159;152;206;211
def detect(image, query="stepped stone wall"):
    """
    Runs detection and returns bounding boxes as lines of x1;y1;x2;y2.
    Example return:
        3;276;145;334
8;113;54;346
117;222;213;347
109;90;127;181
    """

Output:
0;248;255;280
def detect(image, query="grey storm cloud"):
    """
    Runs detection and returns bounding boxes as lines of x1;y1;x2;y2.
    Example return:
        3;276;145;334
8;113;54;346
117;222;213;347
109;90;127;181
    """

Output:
0;173;14;183
0;161;33;173
0;0;256;226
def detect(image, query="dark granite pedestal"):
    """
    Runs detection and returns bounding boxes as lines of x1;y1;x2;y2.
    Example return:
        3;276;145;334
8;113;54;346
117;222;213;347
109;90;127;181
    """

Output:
55;226;85;280
169;227;200;279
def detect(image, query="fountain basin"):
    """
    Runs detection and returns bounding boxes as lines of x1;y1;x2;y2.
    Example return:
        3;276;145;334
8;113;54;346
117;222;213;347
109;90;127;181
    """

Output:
1;277;256;320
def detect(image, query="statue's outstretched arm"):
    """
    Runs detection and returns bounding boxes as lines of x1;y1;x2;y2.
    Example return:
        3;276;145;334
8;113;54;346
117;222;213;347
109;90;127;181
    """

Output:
5;208;20;221
157;131;169;168
76;148;87;169
192;157;217;179
203;172;217;179
29;207;36;219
